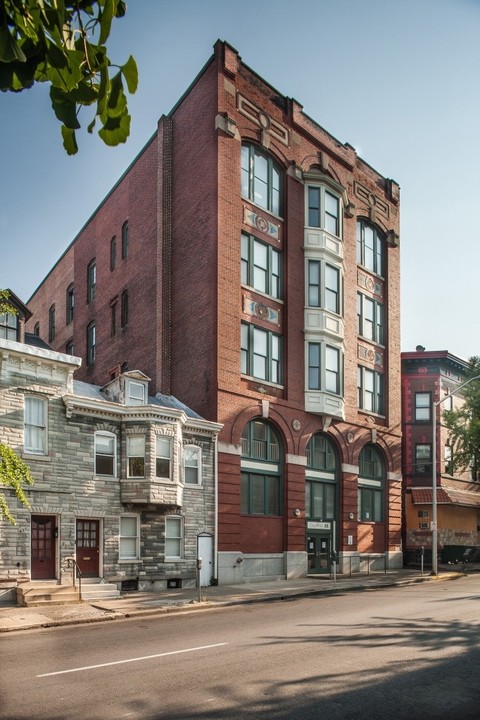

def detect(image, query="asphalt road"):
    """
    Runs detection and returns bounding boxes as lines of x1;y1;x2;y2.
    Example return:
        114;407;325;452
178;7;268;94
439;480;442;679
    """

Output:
1;575;480;720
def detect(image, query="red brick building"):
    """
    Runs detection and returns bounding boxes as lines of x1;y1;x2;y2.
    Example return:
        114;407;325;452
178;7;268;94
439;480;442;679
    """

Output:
27;40;402;582
402;347;480;565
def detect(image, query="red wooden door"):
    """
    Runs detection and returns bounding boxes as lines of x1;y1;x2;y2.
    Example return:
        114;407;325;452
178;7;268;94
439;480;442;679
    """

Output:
76;520;100;578
31;515;56;579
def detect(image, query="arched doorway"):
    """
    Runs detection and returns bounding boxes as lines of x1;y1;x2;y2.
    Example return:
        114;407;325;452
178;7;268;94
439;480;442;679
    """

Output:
305;433;338;574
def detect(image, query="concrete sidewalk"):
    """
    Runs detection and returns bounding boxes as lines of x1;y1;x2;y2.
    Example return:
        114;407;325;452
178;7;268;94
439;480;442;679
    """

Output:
0;568;462;633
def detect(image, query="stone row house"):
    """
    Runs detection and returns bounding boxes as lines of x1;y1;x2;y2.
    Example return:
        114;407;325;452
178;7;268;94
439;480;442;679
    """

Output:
0;311;221;599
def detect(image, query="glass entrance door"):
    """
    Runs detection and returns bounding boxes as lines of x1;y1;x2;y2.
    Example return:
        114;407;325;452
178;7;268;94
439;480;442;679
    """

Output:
307;533;331;574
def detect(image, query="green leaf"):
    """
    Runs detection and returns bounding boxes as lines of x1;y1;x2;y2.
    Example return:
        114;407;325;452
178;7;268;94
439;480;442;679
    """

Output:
121;54;138;94
44;47;84;91
0;24;27;63
98;0;115;44
98;110;130;146
115;1;127;19
61;124;78;155
50;86;81;128
0;443;34;525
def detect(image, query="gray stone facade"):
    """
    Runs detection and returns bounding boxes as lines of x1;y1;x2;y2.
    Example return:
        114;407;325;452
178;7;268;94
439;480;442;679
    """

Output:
0;339;221;593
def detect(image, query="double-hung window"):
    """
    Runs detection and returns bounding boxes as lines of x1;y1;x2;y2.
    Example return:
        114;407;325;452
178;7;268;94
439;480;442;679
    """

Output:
415;443;432;474
184;445;201;485
0;312;18;340
122;221;129;259
165;516;183;559
241;322;281;384
358;445;384;522
241;143;282;217
86;322;96;365
307;260;341;314
306;185;341;237
414;392;431;421
121;290;129;328
356;221;384;277
127;435;145;478
357;293;384;344
308;342;342;395
357;366;384;415
126;380;146;406
66;284;74;324
241;233;281;299
156;436;171;479
110;236;116;271
94;432;116;476
87;260;96;303
48;304;55;342
24;396;47;454
119;516;139;560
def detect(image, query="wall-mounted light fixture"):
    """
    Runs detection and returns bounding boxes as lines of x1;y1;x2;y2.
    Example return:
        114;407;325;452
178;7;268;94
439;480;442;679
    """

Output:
293;508;301;517
348;512;355;520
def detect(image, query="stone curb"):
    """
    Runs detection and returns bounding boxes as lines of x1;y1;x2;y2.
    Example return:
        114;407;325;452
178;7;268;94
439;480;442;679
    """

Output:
0;572;463;633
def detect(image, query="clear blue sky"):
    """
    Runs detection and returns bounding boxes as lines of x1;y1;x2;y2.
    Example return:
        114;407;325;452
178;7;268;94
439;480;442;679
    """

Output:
1;0;479;360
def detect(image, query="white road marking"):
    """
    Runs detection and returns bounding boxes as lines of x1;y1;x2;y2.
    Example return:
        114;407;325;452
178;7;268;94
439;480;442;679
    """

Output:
37;642;228;677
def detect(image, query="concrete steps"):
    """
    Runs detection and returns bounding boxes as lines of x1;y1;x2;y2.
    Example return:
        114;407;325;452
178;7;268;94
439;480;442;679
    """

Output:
80;582;120;601
17;583;80;607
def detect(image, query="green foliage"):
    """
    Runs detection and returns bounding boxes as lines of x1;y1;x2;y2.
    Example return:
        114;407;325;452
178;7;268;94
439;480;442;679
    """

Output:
0;0;138;154
442;357;480;477
0;289;17;316
0;443;34;524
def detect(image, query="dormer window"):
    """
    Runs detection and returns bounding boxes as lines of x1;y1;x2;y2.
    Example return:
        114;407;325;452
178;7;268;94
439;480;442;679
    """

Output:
126;379;147;406
0;312;18;341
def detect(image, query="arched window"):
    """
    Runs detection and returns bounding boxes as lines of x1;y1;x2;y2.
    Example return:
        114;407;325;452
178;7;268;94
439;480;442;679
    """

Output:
48;304;55;342
306;184;341;237
305;434;337;520
87;259;96;303
122;221;129;259
241;419;282;516
110;236;117;271
121;289;129;328
358;444;385;522
241;143;283;217
356;220;384;277
66;284;74;324
94;431;116;476
86;322;96;365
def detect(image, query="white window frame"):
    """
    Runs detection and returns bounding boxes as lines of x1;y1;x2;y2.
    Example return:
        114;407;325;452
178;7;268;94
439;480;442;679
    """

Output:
241;143;282;217
127;435;145;478
0;312;18;340
357;292;384;345
155;436;172;479
24;396;48;455
241;322;282;385
126;379;147;406
119;515;140;560
184;445;202;485
305;184;342;238
356;221;384;277
94;431;117;477
307;342;342;396
307;259;342;315
241;232;281;300
165;516;183;559
357;366;385;415
414;392;431;422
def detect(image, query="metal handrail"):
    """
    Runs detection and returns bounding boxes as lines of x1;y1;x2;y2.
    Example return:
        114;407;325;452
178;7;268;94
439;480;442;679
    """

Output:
64;556;83;601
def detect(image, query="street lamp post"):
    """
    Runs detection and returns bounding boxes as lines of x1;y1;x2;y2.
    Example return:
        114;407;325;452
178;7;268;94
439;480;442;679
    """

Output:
431;374;480;575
